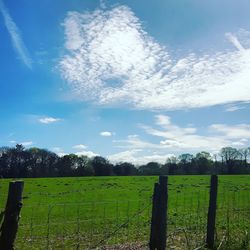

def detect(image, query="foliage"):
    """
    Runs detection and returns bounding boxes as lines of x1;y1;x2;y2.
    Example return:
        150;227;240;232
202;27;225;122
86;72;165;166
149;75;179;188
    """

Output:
0;145;250;178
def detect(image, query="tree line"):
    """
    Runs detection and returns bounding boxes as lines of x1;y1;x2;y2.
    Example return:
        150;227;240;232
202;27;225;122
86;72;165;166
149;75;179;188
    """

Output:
0;144;249;178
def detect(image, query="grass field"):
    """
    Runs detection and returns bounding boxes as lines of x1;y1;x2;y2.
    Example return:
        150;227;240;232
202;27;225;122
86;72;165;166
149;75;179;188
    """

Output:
0;175;249;249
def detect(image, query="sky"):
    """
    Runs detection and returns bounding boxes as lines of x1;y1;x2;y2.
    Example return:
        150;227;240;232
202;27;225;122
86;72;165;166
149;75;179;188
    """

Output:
0;0;250;164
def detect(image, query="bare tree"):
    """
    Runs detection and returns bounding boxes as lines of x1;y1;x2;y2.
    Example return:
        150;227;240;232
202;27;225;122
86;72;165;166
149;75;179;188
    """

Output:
238;148;250;167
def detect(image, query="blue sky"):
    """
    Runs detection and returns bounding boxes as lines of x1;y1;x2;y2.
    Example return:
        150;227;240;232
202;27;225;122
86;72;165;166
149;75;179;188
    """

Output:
1;0;250;164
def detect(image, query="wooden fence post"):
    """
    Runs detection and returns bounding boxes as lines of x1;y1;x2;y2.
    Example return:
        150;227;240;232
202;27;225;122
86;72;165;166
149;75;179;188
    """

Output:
206;175;218;249
0;181;24;250
158;176;168;250
149;176;168;250
150;183;160;249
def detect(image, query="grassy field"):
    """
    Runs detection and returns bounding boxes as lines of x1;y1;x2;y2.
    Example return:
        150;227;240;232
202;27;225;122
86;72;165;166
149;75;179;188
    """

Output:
0;175;249;249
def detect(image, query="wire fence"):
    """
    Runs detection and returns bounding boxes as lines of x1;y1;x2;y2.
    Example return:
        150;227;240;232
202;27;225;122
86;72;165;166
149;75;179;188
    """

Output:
0;176;249;249
14;200;151;249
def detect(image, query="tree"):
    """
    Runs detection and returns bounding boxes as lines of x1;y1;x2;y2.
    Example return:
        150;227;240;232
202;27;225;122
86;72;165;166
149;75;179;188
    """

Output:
0;145;33;177
178;154;193;174
74;155;94;176
194;151;212;174
57;154;78;177
113;162;137;176
163;156;178;175
0;144;250;177
220;147;239;174
238;148;250;168
7;144;28;178
0;147;10;177
27;148;59;177
92;156;113;176
138;162;161;175
179;153;193;163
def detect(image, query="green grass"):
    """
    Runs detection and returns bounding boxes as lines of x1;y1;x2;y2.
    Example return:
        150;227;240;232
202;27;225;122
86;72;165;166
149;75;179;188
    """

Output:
0;175;249;249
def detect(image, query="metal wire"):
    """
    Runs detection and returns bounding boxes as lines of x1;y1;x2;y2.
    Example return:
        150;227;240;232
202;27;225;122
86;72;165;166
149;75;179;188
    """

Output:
0;178;247;250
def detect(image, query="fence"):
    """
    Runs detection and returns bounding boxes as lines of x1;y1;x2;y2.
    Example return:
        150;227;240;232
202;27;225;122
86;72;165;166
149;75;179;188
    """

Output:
0;175;249;249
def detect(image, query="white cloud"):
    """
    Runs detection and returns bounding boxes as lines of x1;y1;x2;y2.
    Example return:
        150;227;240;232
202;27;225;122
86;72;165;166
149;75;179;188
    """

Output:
113;135;162;150
51;147;67;157
231;141;245;147
59;5;250;110
210;124;250;139
108;149;141;164
0;0;32;69
20;141;33;146
108;149;173;165
52;145;97;158
128;134;139;138
57;152;67;157
110;115;250;164
100;131;113;137
39;117;61;124
142;115;250;152
226;106;242;112
9;140;33;146
225;103;249;112
155;115;171;127
52;147;62;152
72;144;87;150
225;32;245;52
75;150;98;158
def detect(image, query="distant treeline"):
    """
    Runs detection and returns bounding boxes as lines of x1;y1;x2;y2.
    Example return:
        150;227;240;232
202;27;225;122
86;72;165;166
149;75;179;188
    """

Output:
0;144;250;178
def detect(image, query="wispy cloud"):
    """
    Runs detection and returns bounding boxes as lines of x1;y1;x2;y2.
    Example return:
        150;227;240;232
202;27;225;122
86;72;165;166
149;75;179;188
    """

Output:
142;115;250;151
38;117;61;124
72;144;87;150
226;106;243;112
225;32;245;52
0;0;32;69
113;136;163;150
209;124;250;139
21;141;33;146
108;149;173;165
59;5;250;111
9;140;33;146
109;115;250;164
225;102;250;112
